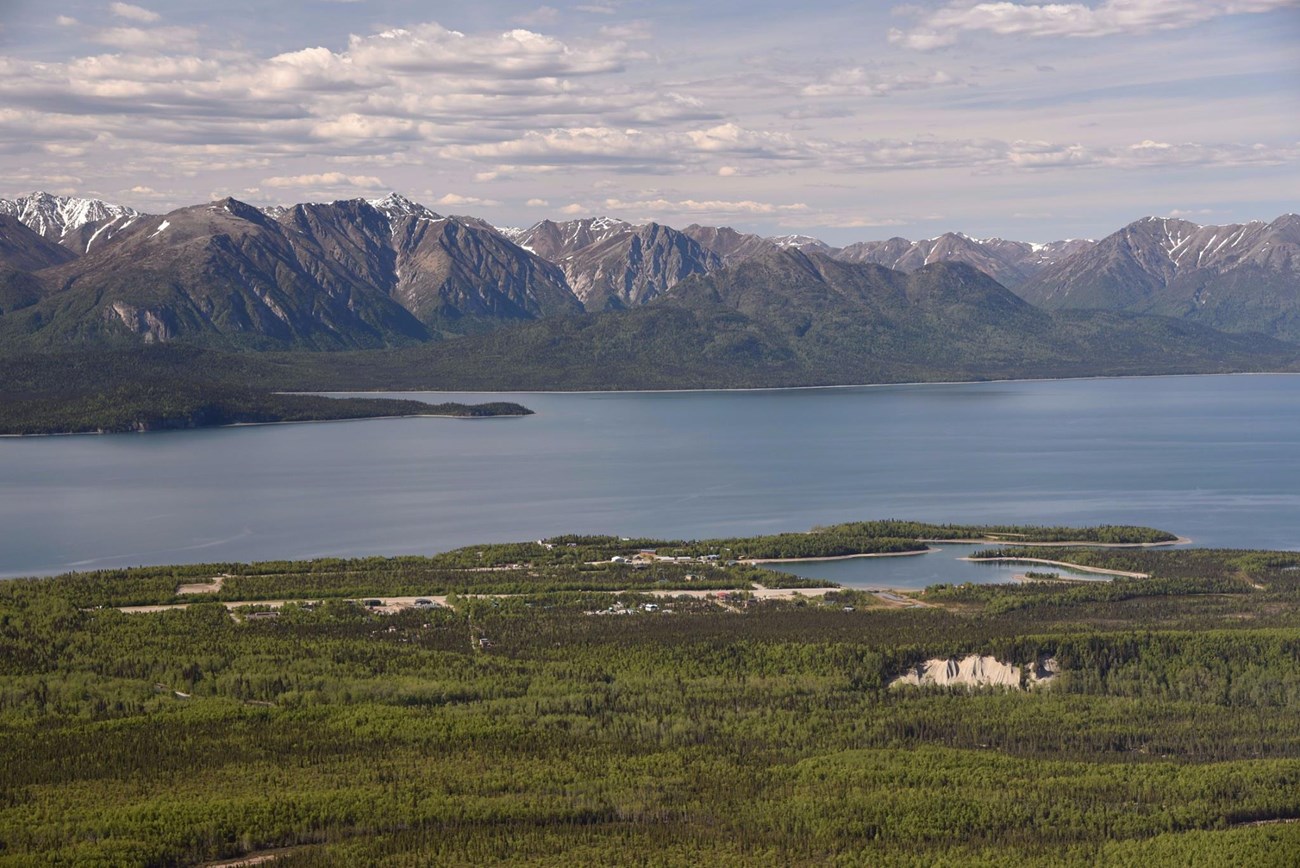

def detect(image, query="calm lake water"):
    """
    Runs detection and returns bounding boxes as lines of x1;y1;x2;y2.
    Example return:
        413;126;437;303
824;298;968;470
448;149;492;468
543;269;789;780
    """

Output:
3;373;1299;580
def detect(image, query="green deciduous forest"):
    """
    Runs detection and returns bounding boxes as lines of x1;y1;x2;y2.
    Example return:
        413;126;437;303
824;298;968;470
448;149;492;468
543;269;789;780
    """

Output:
2;524;1299;865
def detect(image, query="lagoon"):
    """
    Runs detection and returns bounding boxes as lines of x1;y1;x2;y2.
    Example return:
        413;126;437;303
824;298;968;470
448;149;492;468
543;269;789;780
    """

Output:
2;373;1299;579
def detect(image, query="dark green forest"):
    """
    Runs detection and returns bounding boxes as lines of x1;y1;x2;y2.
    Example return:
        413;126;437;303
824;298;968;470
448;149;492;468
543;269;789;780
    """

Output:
3;524;1300;865
0;348;530;435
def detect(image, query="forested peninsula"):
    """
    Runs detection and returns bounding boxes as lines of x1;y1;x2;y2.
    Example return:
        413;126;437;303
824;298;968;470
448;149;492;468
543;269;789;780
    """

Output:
6;521;1300;865
0;349;530;435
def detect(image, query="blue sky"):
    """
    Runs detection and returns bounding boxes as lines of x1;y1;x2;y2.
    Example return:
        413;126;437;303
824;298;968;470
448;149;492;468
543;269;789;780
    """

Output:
1;0;1296;243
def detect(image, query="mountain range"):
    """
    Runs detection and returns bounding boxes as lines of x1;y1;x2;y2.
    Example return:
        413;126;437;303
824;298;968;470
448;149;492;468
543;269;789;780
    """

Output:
0;191;1295;383
1017;215;1300;342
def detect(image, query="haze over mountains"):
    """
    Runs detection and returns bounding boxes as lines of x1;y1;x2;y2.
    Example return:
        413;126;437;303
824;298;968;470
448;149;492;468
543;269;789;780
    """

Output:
0;191;1295;361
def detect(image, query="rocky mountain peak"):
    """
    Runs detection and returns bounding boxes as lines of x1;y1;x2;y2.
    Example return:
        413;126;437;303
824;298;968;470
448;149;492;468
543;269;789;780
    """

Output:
0;192;141;248
367;192;437;220
767;233;837;255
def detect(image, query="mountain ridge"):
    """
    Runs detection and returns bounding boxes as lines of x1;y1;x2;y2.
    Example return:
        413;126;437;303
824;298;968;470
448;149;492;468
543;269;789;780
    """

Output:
1;189;1295;356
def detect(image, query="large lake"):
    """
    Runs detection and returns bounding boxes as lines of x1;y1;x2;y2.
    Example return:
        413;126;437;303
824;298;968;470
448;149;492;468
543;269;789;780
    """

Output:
3;374;1299;582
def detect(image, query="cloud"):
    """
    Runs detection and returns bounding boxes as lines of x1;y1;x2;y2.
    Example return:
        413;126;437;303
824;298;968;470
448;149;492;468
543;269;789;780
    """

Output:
441;123;813;171
261;172;384;188
56;15;78;26
109;3;160;23
599;21;654;41
344;23;629;77
526;198;549;206
511;6;560;26
890;0;1300;50
567;196;811;220
801;68;956;97
433;192;500;206
92;26;201;51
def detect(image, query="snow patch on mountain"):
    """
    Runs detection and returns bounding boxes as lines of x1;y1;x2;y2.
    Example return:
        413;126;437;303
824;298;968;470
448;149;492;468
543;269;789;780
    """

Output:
0;192;140;243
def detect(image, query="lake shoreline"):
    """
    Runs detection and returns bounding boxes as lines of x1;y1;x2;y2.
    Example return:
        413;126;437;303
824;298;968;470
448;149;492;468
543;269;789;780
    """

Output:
742;548;932;564
961;556;1150;579
923;536;1192;548
315;370;1300;397
0;411;533;439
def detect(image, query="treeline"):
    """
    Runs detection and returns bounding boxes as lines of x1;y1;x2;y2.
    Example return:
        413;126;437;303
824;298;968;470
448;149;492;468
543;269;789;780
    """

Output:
542;520;1178;563
9;555;819;609
818;520;1178;544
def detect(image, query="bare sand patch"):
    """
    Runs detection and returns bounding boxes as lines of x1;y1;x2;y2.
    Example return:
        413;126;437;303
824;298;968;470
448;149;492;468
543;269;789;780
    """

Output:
891;655;1059;690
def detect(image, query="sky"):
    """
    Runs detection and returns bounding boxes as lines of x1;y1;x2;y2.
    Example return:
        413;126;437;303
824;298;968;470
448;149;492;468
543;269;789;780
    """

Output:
0;0;1297;244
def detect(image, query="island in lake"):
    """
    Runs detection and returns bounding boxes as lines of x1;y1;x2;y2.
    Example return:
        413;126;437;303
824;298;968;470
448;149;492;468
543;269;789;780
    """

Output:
4;520;1298;865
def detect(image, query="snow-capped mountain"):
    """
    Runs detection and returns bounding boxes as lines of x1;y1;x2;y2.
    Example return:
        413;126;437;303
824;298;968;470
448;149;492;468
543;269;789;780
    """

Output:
513;217;719;309
767;233;838;256
1017;214;1300;341
0;192;142;253
835;233;1094;288
1;188;1295;347
367;192;438;220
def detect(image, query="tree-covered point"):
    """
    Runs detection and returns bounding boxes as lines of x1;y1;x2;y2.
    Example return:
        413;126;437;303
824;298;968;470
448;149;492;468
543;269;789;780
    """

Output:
3;537;1300;864
0;347;530;434
817;520;1180;544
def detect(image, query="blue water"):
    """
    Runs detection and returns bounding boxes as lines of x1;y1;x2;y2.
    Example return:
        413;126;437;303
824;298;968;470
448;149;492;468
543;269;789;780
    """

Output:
764;544;1118;591
2;374;1298;579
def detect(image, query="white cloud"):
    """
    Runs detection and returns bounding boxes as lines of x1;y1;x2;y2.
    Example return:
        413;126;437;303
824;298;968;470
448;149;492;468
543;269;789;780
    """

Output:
56;15;78;26
512;6;560;26
344;23;629;78
262;172;384;188
433;192;500;206
580;196;811;219
526;197;549;206
891;0;1300;50
801;68;956;97
109;3;160;23
92;26;200;51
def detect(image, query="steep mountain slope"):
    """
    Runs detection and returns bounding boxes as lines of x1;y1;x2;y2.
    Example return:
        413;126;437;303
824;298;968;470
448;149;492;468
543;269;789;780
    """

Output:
514;217;720;309
1;196;583;348
0;215;76;273
0;216;75;316
514;216;632;261
0;192;144;254
4;198;429;348
835;233;1093;288
768;234;839;256
1018;215;1300;341
386;214;582;328
680;225;779;265
286;248;1297;391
